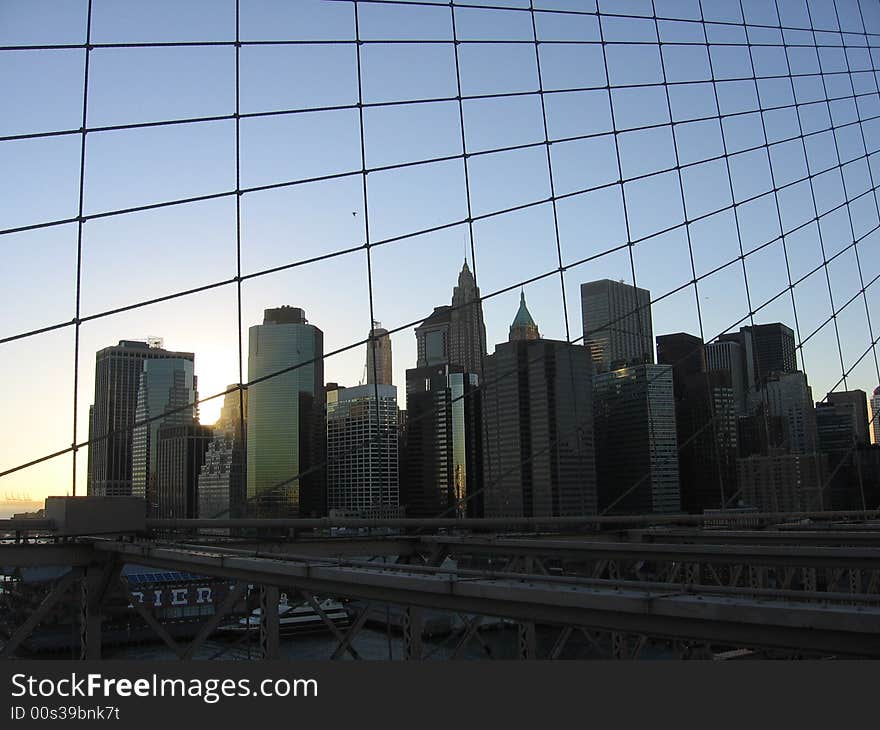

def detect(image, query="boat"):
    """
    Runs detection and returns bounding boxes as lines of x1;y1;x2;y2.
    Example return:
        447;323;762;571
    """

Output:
218;594;350;636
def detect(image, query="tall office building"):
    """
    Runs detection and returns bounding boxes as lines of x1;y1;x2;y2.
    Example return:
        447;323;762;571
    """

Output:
592;364;680;514
131;355;199;515
449;260;488;378
415;306;451;368
482;295;597;517
247;306;324;517
401;364;482;518
705;339;749;415
657;333;737;513
87;340;194;497
737;453;827;512
825;390;870;447
718;323;797;387
326;384;400;517
214;384;248;439
198;436;247;524
155;422;213;519
581;279;653;374
198;383;248;525
754;371;817;455
414;261;487;376
366;322;393;386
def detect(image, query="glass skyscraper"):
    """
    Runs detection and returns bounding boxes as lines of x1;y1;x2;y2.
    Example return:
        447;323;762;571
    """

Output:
246;306;324;517
131;356;198;516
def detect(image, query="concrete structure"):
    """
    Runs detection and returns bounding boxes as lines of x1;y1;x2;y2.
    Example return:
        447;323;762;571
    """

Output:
366;322;393;386
131;356;199;516
87;340;194;498
482;296;597;517
326;384;399;517
246;306;324;518
592;364;680;514
580;279;653;374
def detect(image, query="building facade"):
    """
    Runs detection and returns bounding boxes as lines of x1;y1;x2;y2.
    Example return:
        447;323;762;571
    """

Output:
155;423;213;519
366;323;393;386
246;306;325;517
401;365;482;518
482;295;597;517
326;384;400;517
131;356;199;516
737;453;828;512
448;260;488;378
581;279;653;374
592;364;680;514
87;340;194;498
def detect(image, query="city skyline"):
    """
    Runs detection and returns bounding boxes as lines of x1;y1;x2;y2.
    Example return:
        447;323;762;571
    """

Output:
3;0;880;507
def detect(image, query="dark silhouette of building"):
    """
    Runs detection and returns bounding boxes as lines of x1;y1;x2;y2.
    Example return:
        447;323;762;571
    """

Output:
817;390;873;509
824;390;870;446
718;323;797;387
449;260;488;378
415;306;451;368
482;295;597;517
581;279;654;373
592;364;680;514
737;453;828;512
415;261;487;378
87;339;195;498
401;364;482;518
155;422;213;519
366;321;393;386
657;333;737;513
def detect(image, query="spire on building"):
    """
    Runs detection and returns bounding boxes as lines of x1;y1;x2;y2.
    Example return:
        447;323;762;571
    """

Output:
509;290;540;341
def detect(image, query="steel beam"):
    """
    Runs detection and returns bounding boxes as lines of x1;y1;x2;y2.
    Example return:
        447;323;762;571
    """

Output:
181;582;247;661
118;577;184;657
0;543;97;567
259;586;280;660
1;569;80;658
91;540;880;657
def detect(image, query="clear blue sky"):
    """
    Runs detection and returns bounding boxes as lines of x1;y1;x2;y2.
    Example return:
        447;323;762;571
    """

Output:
1;0;879;499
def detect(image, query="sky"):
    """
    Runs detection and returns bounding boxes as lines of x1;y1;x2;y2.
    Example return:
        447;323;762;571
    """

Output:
2;0;880;501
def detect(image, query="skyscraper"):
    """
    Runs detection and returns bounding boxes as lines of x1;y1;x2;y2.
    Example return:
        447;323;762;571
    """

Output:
718;323;797;387
401;364;482;518
415;306;451;368
705;338;749;415
246;306;324;517
825;390;870;447
754;371;817;455
414;261;487;377
198;383;248;525
326;384;399;517
130;355;199;515
580;279;653;374
155;422;213;519
482;294;597;517
448;260;487;378
592;364;680;514
657;333;737;513
87;340;194;498
366;322;393;386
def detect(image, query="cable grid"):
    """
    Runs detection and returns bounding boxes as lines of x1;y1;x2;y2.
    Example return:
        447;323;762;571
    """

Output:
1;0;880;522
